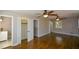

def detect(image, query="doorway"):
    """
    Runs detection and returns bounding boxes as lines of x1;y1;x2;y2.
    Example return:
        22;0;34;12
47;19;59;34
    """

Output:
49;20;53;33
34;20;38;38
21;16;28;48
0;15;13;48
21;19;27;40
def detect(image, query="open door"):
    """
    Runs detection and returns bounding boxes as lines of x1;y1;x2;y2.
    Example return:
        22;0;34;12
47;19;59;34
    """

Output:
27;18;34;41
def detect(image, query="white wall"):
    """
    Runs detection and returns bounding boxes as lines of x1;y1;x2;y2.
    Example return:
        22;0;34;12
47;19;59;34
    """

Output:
38;18;49;37
78;19;79;28
12;16;21;46
27;18;34;41
52;17;78;35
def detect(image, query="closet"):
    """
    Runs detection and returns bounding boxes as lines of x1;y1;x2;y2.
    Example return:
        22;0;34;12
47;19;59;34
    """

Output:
21;16;27;40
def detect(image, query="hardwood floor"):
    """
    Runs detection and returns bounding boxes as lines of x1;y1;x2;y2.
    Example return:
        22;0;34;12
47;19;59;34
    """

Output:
5;33;79;49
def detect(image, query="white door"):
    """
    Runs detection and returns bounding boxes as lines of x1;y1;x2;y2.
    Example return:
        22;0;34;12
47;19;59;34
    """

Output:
27;18;34;41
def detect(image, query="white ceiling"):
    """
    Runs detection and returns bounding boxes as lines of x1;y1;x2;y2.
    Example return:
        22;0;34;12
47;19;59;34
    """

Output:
9;10;43;16
1;10;79;18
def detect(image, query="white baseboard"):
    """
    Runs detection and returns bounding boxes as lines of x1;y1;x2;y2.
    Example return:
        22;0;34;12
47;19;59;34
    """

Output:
52;31;79;37
38;32;49;37
12;42;21;46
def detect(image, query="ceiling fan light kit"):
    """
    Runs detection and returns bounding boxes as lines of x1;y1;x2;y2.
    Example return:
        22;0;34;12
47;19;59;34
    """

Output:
56;18;60;21
0;19;2;22
0;16;3;22
43;14;48;18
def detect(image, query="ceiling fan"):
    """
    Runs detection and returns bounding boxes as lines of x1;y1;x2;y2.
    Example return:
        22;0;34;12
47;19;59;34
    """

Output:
37;10;60;20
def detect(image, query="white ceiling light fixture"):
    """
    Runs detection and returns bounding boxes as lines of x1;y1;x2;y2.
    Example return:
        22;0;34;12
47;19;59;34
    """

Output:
43;14;48;18
0;19;2;21
56;18;60;21
0;16;3;22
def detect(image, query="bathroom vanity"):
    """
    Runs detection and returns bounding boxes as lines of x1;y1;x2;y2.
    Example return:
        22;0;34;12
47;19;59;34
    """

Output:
0;31;8;41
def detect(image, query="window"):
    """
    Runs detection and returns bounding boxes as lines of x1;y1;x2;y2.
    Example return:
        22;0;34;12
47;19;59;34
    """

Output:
55;20;62;29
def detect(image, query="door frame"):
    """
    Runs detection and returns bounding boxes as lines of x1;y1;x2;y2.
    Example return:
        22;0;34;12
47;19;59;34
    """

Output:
0;15;13;46
33;20;39;38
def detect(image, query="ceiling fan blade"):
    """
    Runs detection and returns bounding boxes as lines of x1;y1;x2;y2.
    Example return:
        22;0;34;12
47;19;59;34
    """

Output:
48;14;60;19
48;11;54;14
37;15;42;17
37;14;43;18
49;14;58;16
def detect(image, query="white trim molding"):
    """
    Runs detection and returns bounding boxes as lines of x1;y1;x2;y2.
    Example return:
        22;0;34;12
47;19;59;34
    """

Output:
53;31;79;37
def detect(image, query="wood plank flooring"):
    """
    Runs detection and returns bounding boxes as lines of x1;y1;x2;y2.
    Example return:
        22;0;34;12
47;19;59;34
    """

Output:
5;33;79;49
